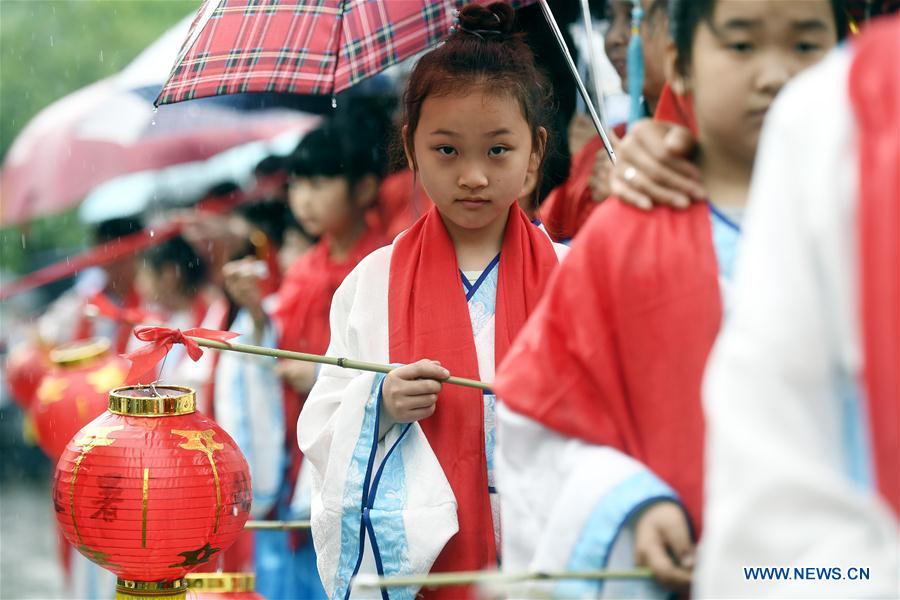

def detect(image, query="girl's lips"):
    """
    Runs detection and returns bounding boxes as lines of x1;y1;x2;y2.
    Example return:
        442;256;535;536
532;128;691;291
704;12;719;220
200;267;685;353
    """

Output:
457;198;490;207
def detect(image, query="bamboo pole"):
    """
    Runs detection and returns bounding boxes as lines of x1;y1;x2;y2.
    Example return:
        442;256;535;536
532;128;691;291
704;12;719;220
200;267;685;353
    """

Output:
190;337;492;392
352;568;653;591
244;520;311;530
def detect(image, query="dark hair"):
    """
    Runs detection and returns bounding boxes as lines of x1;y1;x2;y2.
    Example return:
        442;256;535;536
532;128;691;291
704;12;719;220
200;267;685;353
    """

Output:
289;95;393;189
237;199;296;249
400;3;553;177
254;155;287;177
205;181;241;199
670;0;848;74
143;236;206;295
95;217;143;244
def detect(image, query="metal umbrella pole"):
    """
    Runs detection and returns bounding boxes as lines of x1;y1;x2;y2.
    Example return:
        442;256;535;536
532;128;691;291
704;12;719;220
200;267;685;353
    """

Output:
538;0;616;164
578;0;609;131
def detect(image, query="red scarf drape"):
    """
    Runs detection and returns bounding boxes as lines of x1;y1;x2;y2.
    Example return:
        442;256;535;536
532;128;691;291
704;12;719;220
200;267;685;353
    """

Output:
850;15;900;516
388;205;558;593
495;87;717;533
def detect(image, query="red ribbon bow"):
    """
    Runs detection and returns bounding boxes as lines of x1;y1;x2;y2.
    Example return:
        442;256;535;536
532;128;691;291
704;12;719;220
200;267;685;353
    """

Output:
123;326;239;384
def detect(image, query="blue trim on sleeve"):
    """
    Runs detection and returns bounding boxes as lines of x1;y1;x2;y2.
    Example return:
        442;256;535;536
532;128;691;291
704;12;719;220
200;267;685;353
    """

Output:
336;374;416;600
556;470;681;599
708;202;742;233
838;374;874;490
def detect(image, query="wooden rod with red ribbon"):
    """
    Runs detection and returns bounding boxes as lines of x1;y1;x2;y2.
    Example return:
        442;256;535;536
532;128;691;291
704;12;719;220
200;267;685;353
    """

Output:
122;326;491;391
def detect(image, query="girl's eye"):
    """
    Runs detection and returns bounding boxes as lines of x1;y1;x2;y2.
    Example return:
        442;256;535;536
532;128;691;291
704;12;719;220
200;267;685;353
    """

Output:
435;146;456;156
727;41;753;53
488;146;509;157
796;41;821;53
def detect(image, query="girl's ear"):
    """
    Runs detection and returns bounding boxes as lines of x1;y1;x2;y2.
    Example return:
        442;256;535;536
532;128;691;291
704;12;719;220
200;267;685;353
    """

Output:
520;127;548;198
401;125;416;171
352;174;380;210
664;40;689;95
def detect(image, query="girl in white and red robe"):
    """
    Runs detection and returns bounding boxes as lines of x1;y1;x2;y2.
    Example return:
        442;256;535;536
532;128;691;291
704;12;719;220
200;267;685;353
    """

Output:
297;4;568;598
493;1;846;596
698;16;900;597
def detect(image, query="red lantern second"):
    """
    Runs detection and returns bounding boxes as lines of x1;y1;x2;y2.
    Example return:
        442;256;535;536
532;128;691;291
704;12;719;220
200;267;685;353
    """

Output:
31;338;129;461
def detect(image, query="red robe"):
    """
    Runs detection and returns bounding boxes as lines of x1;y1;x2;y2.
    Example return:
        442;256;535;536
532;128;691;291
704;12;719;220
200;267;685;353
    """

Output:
388;205;559;598
539;122;628;242
375;169;433;240
274;228;387;509
850;15;900;516
494;88;714;533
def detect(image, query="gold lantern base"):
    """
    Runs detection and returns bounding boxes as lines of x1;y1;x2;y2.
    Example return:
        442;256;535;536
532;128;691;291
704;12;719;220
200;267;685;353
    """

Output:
186;572;256;593
115;578;187;600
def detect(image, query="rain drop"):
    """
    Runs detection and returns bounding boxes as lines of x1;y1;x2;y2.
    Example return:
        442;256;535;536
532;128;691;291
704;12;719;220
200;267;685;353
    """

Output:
152;106;159;114
150;230;155;238
49;35;54;48
331;96;337;109
99;50;104;63
20;235;26;249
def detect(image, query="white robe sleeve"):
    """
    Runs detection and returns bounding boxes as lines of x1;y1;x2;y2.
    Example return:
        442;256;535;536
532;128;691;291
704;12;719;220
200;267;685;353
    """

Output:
497;404;675;599
297;247;458;600
697;49;900;598
214;307;285;519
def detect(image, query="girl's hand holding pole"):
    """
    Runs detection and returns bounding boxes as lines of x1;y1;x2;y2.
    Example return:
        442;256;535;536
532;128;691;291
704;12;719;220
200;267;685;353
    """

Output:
381;359;449;423
222;257;267;330
633;500;694;592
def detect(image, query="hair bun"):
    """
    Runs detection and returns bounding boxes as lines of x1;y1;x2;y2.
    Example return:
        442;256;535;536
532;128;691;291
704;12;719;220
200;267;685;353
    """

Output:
457;2;516;36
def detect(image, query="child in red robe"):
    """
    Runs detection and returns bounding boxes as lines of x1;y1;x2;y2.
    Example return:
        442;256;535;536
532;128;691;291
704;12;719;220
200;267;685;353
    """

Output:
494;0;845;595
217;99;391;600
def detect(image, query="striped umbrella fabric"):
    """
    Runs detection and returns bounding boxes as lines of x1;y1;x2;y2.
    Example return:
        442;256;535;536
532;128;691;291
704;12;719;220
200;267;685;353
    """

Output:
157;0;534;105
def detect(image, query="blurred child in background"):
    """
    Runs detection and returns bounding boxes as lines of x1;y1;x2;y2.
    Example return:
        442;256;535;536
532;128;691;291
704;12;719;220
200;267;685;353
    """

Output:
217;97;392;599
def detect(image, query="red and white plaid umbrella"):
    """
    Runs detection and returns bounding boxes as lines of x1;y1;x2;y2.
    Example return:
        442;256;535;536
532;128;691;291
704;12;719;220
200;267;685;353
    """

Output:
157;0;534;105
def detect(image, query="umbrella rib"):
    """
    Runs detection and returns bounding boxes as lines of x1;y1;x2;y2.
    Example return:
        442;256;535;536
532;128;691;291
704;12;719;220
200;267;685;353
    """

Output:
330;0;350;98
156;0;226;106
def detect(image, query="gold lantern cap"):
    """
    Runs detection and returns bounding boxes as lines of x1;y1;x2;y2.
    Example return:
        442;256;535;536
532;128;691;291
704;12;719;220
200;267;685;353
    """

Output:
108;385;196;417
115;577;187;597
186;573;256;593
50;338;110;368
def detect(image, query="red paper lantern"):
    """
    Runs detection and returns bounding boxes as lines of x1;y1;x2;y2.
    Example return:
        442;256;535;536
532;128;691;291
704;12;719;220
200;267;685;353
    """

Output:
186;573;264;599
53;385;252;599
30;339;129;461
6;341;51;410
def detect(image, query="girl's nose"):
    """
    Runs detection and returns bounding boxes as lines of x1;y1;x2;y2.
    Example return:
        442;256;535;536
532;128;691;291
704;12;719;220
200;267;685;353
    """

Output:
458;161;489;190
756;53;792;98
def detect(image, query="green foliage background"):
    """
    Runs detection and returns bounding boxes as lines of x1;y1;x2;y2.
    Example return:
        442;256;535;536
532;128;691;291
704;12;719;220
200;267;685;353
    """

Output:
1;0;198;275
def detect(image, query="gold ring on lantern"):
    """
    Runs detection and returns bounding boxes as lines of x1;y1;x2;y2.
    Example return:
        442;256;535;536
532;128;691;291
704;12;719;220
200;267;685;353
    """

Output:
186;573;256;593
115;577;187;598
108;385;196;417
50;338;111;368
